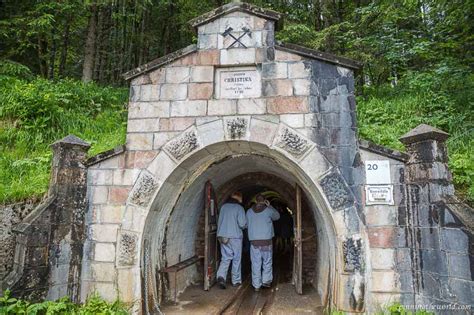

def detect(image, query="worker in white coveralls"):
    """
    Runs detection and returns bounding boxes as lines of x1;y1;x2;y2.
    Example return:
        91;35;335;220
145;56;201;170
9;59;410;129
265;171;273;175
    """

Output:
246;194;280;291
216;191;247;289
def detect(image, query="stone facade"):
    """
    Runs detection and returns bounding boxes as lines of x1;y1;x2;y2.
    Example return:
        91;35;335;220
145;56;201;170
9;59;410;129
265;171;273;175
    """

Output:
1;3;472;314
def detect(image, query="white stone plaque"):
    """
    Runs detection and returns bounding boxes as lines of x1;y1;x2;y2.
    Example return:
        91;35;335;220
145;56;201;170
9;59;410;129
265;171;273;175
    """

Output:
365;185;394;205
216;68;261;99
365;160;391;184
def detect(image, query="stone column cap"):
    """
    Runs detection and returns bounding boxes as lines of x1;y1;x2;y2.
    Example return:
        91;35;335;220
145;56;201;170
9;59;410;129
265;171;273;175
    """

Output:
399;124;449;144
51;134;91;149
188;1;283;31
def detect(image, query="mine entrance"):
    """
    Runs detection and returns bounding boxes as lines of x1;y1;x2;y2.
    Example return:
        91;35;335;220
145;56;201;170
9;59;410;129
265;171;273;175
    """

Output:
196;177;315;296
159;152;325;313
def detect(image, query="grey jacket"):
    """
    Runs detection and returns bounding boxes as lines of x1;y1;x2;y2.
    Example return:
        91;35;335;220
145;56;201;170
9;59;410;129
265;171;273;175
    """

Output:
217;202;247;238
246;205;280;241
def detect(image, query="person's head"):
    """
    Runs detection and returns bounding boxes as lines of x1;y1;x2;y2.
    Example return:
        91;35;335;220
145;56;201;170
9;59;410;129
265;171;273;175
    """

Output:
231;191;243;204
255;194;265;204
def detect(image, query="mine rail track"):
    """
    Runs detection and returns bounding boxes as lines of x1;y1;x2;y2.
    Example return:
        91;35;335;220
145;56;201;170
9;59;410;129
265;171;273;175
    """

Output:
217;264;281;315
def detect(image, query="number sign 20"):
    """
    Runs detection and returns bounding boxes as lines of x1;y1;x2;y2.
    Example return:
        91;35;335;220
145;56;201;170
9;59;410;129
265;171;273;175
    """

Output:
365;160;390;184
366;163;378;171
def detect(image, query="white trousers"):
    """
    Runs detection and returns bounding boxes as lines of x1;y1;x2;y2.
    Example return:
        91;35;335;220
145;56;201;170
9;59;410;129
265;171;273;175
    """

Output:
217;238;242;285
250;244;273;289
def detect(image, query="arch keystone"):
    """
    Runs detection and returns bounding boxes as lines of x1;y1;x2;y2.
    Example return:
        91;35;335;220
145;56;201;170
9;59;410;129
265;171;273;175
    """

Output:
223;116;250;140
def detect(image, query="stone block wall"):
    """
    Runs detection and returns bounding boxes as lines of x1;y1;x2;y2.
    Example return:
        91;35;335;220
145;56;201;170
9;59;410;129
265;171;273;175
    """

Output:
0;199;38;283
4;197;55;300
359;146;411;307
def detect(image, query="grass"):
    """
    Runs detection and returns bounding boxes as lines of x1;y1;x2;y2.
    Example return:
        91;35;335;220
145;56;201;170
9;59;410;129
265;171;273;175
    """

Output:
0;61;128;203
0;110;127;202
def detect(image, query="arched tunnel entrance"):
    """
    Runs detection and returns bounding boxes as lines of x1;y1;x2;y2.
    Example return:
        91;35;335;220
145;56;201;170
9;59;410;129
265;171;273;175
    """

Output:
139;140;341;313
193;171;319;291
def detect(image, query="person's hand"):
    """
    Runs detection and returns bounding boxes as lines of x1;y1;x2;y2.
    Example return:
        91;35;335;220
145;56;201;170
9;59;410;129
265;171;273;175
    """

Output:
264;200;270;206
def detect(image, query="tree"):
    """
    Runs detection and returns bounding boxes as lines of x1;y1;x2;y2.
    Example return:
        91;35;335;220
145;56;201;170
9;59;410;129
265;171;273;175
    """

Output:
82;1;98;82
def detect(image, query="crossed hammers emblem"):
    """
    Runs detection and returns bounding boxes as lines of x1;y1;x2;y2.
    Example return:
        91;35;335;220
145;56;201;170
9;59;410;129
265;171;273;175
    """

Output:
221;27;252;49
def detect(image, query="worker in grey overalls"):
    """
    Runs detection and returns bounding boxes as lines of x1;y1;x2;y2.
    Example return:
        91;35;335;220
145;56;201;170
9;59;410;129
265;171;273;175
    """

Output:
216;192;247;289
246;194;280;291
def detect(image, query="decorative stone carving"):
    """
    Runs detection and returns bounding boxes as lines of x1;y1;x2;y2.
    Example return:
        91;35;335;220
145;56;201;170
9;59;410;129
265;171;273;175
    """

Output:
275;127;311;158
129;172;159;207
164;129;199;161
225;117;248;140
320;171;353;210
118;232;138;266
343;236;363;272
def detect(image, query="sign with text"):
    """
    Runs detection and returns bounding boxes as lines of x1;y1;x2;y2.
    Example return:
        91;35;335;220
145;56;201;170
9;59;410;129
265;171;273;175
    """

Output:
365;185;394;205
217;68;261;99
365;160;391;184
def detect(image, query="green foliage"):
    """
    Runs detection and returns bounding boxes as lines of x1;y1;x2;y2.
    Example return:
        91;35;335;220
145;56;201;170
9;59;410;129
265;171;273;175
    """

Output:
0;60;33;80
0;61;128;203
357;61;474;203
0;289;129;314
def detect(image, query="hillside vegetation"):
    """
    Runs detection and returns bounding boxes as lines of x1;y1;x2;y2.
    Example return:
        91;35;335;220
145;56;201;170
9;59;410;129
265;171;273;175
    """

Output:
0;61;128;202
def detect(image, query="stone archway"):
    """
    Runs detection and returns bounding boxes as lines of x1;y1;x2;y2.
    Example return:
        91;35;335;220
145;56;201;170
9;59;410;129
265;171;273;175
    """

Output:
115;116;366;313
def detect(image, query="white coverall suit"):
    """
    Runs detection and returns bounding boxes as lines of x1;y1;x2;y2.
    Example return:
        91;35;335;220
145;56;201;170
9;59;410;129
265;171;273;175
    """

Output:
216;201;247;285
246;205;280;289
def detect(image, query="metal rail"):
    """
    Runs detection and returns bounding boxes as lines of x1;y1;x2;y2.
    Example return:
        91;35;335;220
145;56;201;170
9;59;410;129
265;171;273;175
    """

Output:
218;263;281;315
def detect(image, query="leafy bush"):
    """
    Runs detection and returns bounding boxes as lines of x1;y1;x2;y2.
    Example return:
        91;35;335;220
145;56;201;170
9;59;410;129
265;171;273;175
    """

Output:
358;62;474;204
0;60;128;203
0;60;33;80
0;289;129;314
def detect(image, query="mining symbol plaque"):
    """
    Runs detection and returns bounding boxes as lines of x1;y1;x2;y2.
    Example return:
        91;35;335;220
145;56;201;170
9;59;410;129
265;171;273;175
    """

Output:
218;69;261;99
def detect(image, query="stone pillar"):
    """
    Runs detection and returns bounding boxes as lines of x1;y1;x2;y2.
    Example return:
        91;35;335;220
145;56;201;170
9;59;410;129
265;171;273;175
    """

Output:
47;135;90;302
400;124;454;202
399;124;470;306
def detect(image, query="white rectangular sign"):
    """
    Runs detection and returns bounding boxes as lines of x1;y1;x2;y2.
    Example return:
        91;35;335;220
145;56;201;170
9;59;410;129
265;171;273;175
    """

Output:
218;69;261;99
365;160;391;184
365;185;394;205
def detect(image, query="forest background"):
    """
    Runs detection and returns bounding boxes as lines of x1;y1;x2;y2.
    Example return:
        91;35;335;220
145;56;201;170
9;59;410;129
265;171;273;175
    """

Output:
0;0;472;204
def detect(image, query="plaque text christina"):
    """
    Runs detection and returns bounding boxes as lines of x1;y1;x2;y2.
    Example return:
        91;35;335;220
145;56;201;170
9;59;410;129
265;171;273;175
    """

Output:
218;70;261;99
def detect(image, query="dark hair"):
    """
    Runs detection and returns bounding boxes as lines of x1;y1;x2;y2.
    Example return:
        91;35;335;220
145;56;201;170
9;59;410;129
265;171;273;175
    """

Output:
255;194;265;203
